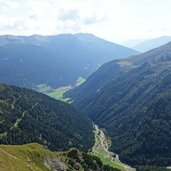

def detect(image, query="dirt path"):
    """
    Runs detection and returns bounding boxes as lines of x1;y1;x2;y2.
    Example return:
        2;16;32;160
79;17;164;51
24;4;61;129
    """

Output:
10;102;38;130
11;95;21;109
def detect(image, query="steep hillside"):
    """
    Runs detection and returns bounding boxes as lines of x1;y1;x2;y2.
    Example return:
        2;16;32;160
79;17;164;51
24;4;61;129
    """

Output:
0;143;119;171
133;36;171;52
66;42;171;168
0;83;93;151
0;34;138;89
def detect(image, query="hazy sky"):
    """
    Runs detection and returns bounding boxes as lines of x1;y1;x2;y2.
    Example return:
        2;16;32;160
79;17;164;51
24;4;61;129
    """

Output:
0;0;171;43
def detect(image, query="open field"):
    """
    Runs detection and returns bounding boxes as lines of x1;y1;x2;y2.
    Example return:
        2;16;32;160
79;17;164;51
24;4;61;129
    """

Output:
37;77;85;102
46;77;85;102
47;86;72;102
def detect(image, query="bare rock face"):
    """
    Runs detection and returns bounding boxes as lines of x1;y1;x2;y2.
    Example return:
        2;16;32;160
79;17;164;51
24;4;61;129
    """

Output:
44;157;66;171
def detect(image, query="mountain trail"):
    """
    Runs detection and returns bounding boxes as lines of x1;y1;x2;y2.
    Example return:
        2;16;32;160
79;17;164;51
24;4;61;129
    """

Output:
10;102;38;130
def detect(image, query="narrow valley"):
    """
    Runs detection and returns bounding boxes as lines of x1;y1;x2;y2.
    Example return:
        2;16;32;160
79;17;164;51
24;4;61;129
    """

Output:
0;1;171;170
91;125;135;171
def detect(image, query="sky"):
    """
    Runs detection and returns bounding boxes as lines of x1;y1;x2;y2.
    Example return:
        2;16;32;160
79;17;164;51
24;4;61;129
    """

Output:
0;0;171;44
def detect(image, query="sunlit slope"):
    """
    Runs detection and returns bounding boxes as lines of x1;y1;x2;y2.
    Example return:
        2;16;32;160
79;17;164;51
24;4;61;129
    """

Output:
0;143;119;171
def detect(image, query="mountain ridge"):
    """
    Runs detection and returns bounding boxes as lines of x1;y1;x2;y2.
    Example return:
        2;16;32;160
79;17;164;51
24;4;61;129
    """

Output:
0;33;138;89
65;41;171;168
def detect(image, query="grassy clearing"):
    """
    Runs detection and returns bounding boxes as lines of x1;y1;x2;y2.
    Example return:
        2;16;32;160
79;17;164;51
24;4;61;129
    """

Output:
36;84;72;102
47;86;72;102
37;77;85;103
0;143;57;171
45;77;85;102
94;151;125;170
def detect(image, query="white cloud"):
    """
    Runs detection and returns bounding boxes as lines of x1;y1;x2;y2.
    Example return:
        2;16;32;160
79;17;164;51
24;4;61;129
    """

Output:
0;0;170;43
28;1;52;18
58;9;80;21
0;0;18;9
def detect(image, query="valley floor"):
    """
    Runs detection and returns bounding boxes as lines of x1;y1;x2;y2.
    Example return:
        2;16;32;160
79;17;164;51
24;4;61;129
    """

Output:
91;125;136;171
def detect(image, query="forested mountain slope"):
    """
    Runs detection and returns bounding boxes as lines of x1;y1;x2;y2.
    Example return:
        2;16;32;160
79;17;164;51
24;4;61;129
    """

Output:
65;42;171;168
0;34;138;89
0;83;93;151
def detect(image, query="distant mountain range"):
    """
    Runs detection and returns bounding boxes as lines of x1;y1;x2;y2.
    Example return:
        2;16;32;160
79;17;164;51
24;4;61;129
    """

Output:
0;33;138;89
66;41;171;169
122;39;147;48
0;83;93;151
132;36;171;52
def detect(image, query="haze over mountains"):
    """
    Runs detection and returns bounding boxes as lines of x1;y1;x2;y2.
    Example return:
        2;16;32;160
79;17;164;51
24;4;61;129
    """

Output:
130;36;171;52
0;33;138;90
66;41;171;169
